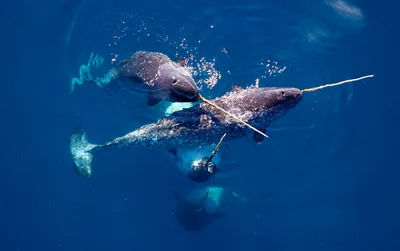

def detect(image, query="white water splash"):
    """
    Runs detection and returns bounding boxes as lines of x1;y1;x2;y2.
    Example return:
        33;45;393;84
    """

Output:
105;18;222;91
260;59;287;78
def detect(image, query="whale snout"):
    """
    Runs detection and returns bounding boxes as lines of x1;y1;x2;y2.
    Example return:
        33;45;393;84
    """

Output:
254;87;303;110
159;63;200;102
281;88;303;102
170;75;200;102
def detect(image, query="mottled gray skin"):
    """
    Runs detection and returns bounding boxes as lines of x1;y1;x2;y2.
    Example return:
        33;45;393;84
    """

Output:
99;51;199;105
69;86;303;178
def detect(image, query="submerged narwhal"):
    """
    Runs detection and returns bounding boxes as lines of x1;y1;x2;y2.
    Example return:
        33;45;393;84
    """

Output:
173;186;246;231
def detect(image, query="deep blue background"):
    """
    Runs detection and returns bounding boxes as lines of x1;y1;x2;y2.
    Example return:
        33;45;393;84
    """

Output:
2;0;399;250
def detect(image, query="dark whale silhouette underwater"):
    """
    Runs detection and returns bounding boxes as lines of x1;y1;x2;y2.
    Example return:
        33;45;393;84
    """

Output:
172;186;246;231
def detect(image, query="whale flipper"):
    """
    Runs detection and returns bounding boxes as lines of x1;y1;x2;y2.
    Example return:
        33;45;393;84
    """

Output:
166;147;178;157
253;128;267;144
70;52;105;94
147;91;164;106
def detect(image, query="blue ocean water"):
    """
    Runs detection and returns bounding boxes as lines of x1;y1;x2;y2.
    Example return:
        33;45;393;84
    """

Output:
2;0;399;250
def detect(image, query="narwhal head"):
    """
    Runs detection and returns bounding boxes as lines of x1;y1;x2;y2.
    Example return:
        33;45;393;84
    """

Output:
158;62;200;103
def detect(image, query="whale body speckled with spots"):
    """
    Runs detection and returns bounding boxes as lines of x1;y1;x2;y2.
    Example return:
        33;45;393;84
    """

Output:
69;86;303;178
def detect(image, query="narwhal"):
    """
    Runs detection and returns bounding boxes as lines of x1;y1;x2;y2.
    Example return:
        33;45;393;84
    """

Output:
172;186;246;231
71;51;199;106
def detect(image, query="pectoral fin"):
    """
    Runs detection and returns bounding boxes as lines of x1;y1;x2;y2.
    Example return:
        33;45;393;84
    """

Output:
147;92;164;106
166;147;178;156
253;128;266;144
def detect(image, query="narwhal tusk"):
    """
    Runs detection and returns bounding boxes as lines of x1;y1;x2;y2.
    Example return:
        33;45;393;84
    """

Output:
302;75;374;93
205;133;227;165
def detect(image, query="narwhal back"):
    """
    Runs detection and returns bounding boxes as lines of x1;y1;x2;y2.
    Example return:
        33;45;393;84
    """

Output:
116;51;172;85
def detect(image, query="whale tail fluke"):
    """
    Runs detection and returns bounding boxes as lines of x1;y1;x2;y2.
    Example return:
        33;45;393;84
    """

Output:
69;127;98;179
70;52;106;94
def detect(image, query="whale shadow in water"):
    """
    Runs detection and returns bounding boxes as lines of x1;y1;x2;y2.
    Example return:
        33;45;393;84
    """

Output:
172;189;226;231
